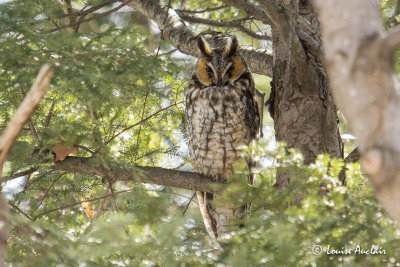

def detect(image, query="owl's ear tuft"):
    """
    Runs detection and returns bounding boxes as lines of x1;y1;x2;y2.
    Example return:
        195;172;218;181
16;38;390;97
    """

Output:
197;35;212;56
225;36;239;56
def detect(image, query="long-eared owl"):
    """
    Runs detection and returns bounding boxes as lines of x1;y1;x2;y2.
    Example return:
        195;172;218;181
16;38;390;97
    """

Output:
185;34;261;239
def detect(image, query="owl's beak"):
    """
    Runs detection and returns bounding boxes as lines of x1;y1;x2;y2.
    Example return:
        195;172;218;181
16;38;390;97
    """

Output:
216;76;223;87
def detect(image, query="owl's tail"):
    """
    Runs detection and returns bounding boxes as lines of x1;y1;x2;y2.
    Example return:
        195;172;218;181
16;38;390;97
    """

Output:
197;191;245;240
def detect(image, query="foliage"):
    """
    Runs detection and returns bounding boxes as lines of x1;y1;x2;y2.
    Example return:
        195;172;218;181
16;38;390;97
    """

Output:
5;140;400;266
1;0;400;266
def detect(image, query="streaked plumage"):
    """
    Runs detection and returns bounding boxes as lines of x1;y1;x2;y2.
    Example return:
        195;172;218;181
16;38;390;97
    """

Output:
185;34;260;238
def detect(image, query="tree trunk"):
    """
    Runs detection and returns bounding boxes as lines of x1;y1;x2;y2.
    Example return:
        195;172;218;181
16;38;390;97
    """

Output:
266;1;342;187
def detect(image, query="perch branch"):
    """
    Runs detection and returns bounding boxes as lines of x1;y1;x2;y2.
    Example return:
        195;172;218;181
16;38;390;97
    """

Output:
53;156;219;193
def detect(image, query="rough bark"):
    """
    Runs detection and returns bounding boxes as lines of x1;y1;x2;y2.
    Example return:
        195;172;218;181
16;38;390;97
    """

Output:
53;156;218;193
257;0;342;186
315;0;400;224
129;0;274;77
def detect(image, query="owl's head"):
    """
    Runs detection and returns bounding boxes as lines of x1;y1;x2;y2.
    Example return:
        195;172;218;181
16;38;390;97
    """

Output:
195;35;246;87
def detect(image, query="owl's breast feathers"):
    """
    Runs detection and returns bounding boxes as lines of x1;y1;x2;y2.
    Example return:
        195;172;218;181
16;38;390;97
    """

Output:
186;74;260;179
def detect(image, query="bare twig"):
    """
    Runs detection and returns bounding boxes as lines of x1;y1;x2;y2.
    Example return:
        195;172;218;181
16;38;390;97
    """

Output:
176;13;271;40
75;145;95;155
106;176;119;213
33;188;137;220
220;0;271;25
2;168;38;181
105;101;183;144
58;0;118;19
49;0;133;33
31;173;65;214
158;48;178;56
18;88;39;139
8;201;33;221
45;102;55;127
182;192;196;215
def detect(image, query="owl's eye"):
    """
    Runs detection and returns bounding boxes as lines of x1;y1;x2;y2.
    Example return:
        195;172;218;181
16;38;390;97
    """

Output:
206;67;212;73
228;66;235;73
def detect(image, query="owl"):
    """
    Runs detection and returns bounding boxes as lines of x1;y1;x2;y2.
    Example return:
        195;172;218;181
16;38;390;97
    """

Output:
185;34;261;239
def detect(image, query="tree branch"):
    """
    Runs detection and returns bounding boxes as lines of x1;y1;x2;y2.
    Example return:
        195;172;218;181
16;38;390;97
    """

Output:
49;0;134;33
255;0;291;32
175;5;227;14
58;0;119;19
297;29;325;65
2;168;38;182
18;88;39;139
105;101;182;144
220;0;272;25
176;12;272;40
32;188;136;220
45;102;55;127
53;156;219;193
129;0;273;76
0;64;53;179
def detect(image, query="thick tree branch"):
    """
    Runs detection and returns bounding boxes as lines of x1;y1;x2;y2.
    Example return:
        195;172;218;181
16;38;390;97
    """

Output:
315;0;400;225
175;5;227;14
53;156;219;193
129;0;273;76
255;0;291;32
297;29;325;65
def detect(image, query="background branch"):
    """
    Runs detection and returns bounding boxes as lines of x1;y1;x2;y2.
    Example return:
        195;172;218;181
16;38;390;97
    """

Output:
0;64;53;179
220;0;271;25
49;0;133;33
176;12;272;40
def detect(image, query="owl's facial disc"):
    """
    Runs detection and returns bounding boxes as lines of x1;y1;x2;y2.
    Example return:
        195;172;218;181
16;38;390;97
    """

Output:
195;35;245;87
